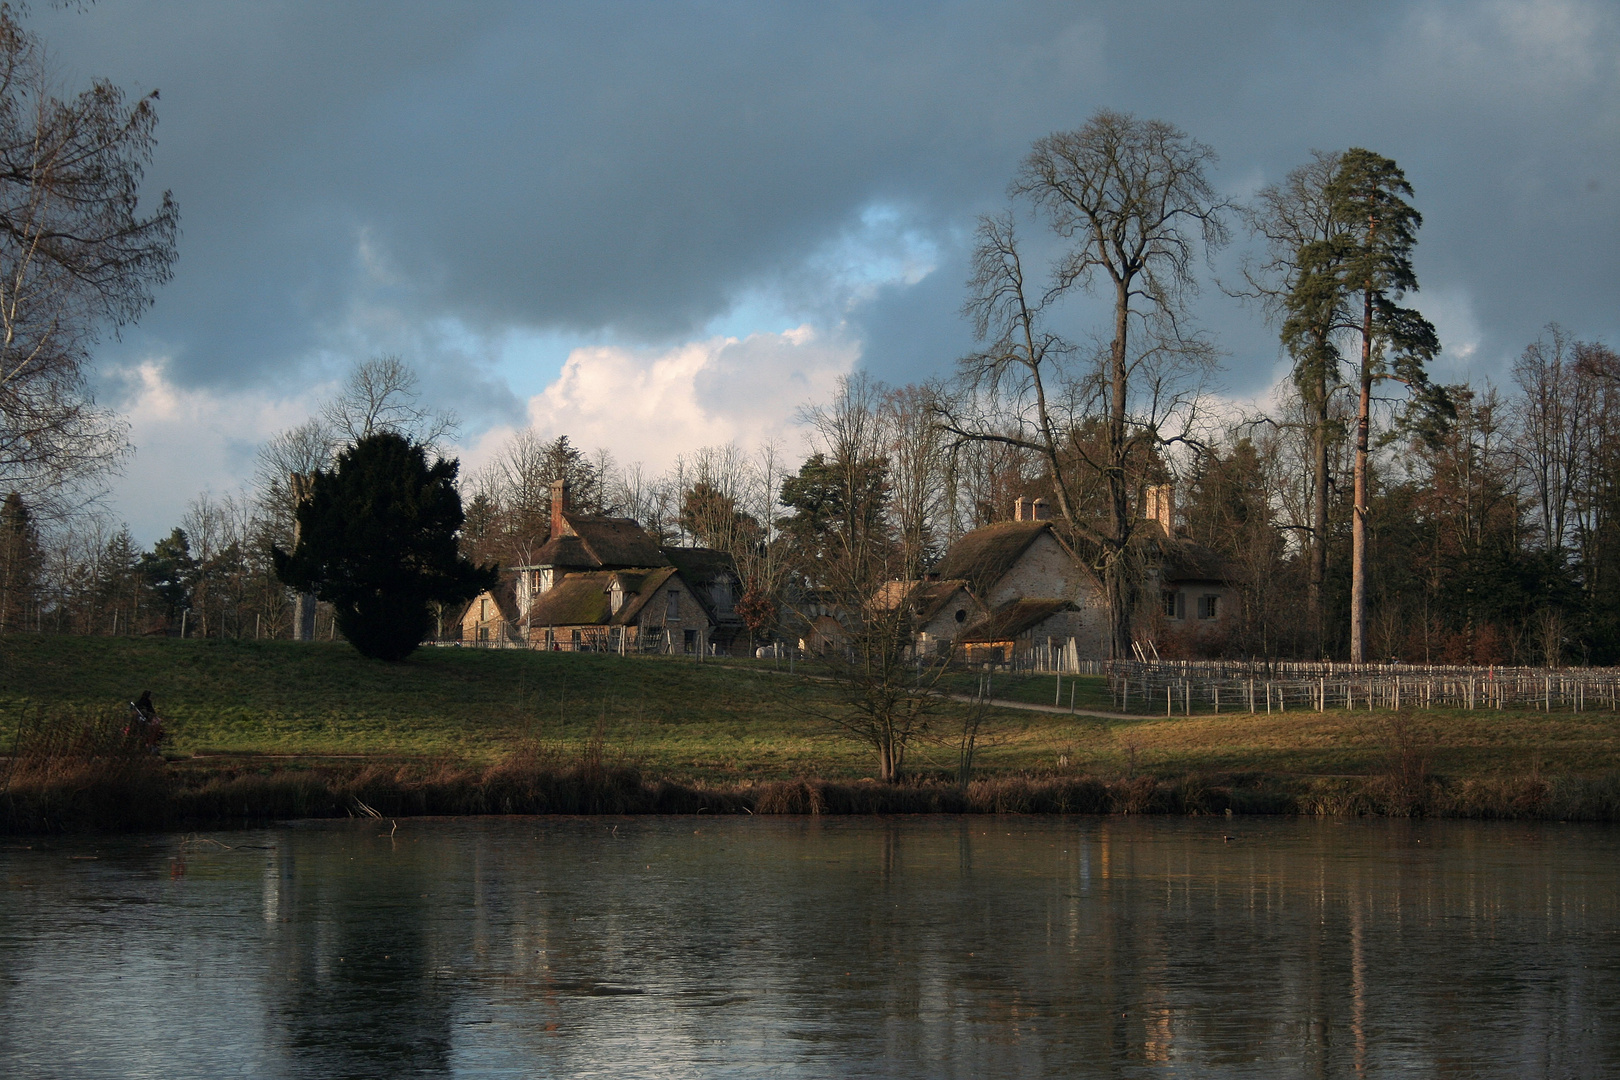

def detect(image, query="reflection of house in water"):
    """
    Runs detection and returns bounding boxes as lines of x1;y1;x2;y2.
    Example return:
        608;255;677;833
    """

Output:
454;480;744;654
881;489;1237;664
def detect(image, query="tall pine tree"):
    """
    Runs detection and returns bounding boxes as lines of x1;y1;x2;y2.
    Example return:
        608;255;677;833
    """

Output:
1289;149;1446;662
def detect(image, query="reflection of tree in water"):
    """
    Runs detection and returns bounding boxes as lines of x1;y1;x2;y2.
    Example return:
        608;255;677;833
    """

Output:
262;826;458;1074
225;818;1620;1077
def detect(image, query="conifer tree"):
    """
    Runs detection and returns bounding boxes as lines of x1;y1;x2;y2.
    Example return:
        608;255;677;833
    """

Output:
1288;149;1446;662
273;432;496;660
0;491;40;631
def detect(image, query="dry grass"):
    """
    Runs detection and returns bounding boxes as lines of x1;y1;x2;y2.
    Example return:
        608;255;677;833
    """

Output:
7;637;1620;830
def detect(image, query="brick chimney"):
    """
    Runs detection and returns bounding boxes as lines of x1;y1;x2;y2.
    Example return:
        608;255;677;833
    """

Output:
550;478;569;539
1014;496;1033;521
1032;498;1051;521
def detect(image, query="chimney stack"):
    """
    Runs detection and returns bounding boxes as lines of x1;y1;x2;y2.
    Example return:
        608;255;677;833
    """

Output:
550;478;569;539
1143;484;1174;537
1014;496;1033;521
1032;498;1050;521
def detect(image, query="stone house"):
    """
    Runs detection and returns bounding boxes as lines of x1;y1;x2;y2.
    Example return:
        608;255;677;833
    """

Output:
453;480;745;654
456;576;523;645
885;489;1237;663
909;497;1109;663
1152;540;1239;656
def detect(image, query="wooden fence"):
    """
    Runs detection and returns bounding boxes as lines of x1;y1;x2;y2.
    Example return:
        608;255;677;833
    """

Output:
1105;660;1620;715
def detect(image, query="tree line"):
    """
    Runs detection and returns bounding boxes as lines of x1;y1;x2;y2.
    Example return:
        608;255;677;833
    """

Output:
0;63;1613;667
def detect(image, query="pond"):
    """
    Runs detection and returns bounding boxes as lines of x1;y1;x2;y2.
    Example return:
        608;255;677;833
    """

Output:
1;816;1616;1078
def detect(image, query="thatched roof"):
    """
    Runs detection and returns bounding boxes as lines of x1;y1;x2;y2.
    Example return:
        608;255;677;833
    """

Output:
872;578;971;623
934;520;1052;596
531;513;671;571
661;545;742;623
454;577;521;627
959;599;1074;643
524;566;679;628
660;546;734;587
1158;540;1236;584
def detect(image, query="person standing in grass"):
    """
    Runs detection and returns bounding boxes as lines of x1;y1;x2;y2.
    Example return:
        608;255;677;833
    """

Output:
130;691;164;755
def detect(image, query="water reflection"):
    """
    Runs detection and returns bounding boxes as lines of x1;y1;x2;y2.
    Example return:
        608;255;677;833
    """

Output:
1;817;1617;1078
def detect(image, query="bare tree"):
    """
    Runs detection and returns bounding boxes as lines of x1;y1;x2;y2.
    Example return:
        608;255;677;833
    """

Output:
787;374;946;782
881;384;949;578
607;459;679;544
939;112;1228;656
254;418;333;641
1511;325;1585;552
0;12;178;515
322;355;458;451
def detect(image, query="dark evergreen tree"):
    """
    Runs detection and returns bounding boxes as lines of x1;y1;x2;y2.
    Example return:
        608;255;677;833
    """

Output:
139;528;195;627
273;432;496;660
0;491;40;631
96;526;144;633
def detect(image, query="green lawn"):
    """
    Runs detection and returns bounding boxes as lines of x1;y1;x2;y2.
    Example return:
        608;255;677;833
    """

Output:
5;635;1620;785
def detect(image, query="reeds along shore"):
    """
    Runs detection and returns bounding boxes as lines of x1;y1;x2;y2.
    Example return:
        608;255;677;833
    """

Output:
6;752;1620;834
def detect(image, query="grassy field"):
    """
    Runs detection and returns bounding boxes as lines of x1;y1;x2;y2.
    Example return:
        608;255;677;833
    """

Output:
6;635;1620;790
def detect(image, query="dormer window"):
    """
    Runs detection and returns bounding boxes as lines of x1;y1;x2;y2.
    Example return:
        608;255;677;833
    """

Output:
609;578;625;614
537;568;553;594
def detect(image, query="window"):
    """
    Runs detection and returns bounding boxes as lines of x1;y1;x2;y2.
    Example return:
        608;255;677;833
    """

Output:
479;597;488;621
1164;591;1185;619
667;590;681;620
1162;591;1176;618
683;628;697;654
954;608;967;624
1198;594;1219;620
609;580;624;614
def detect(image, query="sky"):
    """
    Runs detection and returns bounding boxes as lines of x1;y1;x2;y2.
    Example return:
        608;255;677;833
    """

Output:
25;0;1620;541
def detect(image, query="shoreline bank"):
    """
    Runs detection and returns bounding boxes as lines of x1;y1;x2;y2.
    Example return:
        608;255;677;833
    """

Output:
5;758;1619;834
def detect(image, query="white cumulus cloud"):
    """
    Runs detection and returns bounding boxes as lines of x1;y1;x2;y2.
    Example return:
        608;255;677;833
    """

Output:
107;361;331;539
464;324;858;474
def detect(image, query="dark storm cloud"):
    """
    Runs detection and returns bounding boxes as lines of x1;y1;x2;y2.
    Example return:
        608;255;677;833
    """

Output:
28;0;1620;404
